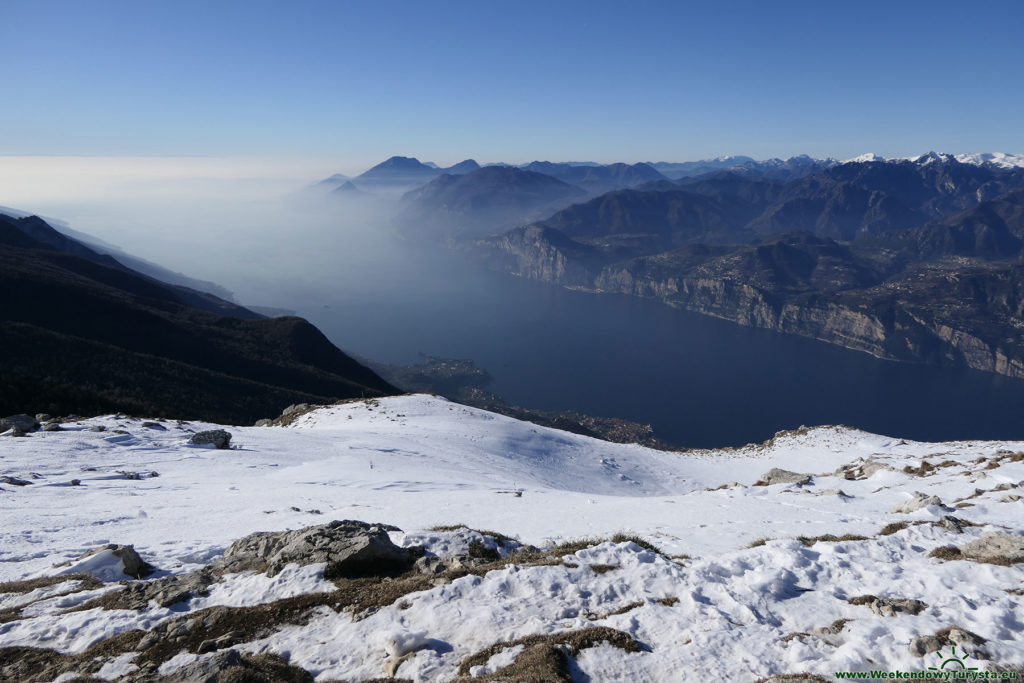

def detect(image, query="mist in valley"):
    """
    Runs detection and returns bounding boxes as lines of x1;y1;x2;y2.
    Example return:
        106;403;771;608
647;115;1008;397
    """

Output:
6;155;1024;448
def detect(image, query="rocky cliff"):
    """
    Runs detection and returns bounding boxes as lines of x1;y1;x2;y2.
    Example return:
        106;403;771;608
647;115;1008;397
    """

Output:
479;229;1024;379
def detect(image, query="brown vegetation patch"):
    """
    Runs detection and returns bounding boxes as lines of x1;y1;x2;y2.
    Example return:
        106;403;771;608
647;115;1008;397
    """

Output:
797;534;869;547
0;631;144;683
456;626;646;681
0;574;103;594
601;601;644;617
903;461;936;476
748;537;772;548
879;521;910;536
929;545;963;560
656;596;680;607
588;564;619;574
608;533;664;555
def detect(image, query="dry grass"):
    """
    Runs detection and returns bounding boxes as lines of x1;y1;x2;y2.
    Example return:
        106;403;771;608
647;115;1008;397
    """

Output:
903;461;937;476
602;601;644;617
929;545;963;560
747;537;772;548
0;631;145;682
588;564;619;574
879;521;910;536
608;533;664;555
0;574;102;594
455;626;646;681
797;534;869;547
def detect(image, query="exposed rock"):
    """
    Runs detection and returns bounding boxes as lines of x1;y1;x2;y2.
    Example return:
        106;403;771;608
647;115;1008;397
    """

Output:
34;413;52;422
911;627;987;658
1;414;39;432
415;554;491;575
219;519;414;577
819;489;851;498
68;544;155;580
943;627;987;647
935;515;973;533
155;649;313;683
282;403;312;417
889;491;945;514
959;532;1024;565
755;468;811;486
836;459;894;480
88;425;106;432
141;421;166;430
189;429;232;449
254;418;273;427
41;422;62;432
8;426;27;437
909;635;943;657
111;569;218;610
0;476;32;486
865;597;928;617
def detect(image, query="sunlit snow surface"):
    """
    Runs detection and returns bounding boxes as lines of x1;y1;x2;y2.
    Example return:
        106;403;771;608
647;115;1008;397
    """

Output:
1;394;1022;680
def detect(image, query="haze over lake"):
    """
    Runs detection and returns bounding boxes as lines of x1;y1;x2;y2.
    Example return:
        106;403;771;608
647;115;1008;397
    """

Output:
251;238;1024;449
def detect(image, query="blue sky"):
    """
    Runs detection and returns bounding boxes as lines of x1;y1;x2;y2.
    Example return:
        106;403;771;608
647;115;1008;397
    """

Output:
1;0;1022;169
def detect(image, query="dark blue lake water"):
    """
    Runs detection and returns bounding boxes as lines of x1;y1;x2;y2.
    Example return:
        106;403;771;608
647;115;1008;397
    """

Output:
275;243;1024;448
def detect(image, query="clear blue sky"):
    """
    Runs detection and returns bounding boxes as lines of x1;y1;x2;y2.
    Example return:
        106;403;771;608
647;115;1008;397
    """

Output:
1;0;1022;167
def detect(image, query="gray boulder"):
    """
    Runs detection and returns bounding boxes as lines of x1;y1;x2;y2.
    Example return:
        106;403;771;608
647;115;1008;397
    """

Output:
281;403;312;417
220;519;413;577
755;468;812;486
960;532;1024;565
866;597;928;617
889;491;945;514
42;422;62;432
71;544;155;580
1;414;39;433
189;429;232;449
113;569;217;609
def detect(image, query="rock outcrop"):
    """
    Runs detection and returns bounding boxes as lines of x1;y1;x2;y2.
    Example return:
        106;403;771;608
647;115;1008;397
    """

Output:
889;492;946;514
220;519;415;577
189;430;232;449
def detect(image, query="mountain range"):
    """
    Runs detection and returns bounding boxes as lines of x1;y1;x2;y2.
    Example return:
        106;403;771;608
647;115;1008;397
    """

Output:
443;153;1024;378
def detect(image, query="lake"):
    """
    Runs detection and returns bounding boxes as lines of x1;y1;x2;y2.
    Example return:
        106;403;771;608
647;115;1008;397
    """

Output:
257;240;1024;449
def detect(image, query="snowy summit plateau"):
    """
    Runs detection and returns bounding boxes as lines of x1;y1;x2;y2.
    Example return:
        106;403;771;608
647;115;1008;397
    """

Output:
1;395;1022;681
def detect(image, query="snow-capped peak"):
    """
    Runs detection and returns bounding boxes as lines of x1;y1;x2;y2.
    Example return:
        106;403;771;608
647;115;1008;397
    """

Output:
955;152;1024;169
843;153;887;163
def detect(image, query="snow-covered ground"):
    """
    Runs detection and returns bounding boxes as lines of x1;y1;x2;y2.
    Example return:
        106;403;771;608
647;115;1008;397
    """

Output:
1;394;1022;681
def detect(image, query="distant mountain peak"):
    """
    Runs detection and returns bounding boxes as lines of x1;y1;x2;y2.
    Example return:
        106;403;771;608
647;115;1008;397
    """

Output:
844;153;887;163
